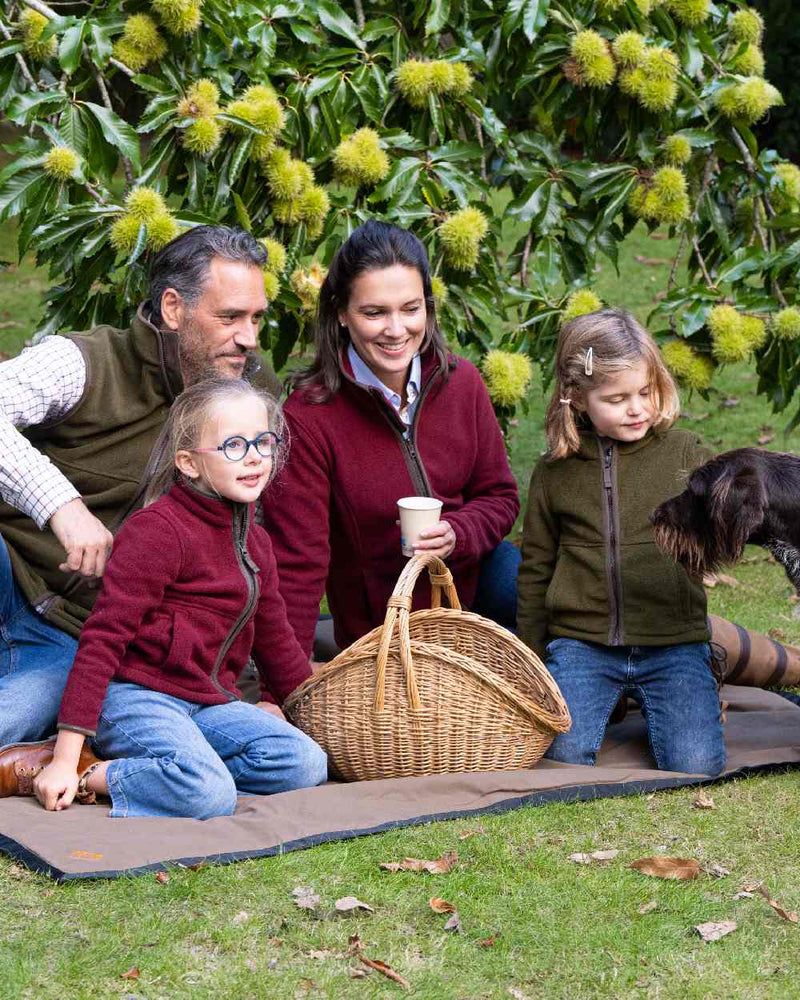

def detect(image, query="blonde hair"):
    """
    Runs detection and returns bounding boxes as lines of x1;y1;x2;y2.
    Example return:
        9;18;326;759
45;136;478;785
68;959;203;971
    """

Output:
142;378;288;506
545;308;679;460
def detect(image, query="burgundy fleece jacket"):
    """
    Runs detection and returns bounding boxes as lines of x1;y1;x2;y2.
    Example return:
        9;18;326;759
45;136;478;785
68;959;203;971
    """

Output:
261;350;520;657
58;483;311;736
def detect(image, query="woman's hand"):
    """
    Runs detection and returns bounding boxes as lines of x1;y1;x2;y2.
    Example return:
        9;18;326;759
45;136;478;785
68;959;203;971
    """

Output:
257;701;287;721
34;761;80;811
414;520;456;559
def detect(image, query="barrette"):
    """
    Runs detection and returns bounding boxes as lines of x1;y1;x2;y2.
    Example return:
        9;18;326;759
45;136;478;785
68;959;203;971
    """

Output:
584;347;593;377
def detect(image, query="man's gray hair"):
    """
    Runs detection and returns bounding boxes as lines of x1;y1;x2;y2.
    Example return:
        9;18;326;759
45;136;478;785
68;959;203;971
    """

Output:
148;225;268;326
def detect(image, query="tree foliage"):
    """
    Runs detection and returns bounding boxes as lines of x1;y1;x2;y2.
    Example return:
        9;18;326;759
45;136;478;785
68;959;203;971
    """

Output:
0;0;799;424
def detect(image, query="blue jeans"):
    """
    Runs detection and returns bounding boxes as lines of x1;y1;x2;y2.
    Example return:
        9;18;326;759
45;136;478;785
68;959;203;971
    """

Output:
544;638;726;776
0;537;77;746
94;681;328;818
472;540;520;630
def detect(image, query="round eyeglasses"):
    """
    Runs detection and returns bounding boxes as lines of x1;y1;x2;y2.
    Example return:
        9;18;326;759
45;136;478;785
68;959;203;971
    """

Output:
192;431;281;462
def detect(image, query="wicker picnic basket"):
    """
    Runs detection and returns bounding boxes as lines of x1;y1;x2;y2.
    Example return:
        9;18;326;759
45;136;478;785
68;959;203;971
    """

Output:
284;553;571;782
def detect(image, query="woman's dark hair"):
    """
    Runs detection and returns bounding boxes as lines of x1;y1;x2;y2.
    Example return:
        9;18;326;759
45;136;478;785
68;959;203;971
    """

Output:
148;225;267;327
289;220;449;401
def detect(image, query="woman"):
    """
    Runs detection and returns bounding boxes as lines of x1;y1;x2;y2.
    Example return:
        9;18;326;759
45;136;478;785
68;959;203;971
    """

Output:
261;220;520;659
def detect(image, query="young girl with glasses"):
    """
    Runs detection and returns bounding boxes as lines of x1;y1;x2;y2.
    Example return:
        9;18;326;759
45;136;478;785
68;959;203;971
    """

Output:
31;377;327;817
518;308;726;777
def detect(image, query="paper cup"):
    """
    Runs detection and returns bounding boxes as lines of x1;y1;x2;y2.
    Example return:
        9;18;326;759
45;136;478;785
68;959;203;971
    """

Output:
397;496;443;557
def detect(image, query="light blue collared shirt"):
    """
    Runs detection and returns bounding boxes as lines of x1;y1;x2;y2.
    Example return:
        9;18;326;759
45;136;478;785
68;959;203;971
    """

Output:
347;344;422;437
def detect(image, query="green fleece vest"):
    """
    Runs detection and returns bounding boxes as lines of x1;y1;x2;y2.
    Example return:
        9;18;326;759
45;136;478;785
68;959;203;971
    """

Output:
518;428;713;659
0;307;280;639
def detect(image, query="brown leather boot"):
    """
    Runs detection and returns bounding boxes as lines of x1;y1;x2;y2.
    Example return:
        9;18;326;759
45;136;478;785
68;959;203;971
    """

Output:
0;739;102;799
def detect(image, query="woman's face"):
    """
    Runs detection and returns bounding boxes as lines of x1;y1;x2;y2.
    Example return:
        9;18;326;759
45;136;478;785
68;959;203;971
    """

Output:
338;264;427;395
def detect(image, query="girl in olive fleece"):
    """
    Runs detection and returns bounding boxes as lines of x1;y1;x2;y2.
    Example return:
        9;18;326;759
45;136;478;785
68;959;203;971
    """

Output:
32;379;326;818
518;309;725;776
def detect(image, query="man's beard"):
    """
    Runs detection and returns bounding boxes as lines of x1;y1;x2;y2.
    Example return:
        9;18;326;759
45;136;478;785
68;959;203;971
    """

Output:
178;315;261;386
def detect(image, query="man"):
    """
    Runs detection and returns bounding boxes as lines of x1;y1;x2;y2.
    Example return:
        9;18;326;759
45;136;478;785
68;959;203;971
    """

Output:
0;224;279;746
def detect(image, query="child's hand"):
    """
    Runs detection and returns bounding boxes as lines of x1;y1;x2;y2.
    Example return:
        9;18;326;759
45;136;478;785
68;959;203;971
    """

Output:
414;520;456;559
257;701;287;722
34;762;80;811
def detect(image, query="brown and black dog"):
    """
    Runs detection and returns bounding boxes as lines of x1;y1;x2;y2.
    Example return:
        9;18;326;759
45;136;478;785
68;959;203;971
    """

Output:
651;448;800;593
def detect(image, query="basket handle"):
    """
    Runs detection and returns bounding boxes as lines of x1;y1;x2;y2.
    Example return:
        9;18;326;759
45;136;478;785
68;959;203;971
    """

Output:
373;553;461;712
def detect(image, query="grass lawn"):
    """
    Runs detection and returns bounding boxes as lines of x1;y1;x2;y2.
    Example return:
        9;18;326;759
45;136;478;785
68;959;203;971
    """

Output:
1;222;800;999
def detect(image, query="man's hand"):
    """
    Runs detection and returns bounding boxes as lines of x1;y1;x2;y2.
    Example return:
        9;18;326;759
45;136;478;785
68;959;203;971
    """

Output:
257;701;287;721
49;498;113;577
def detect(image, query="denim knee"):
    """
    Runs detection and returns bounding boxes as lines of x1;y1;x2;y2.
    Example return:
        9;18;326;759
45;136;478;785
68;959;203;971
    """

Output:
282;732;328;789
179;759;239;818
109;753;239;820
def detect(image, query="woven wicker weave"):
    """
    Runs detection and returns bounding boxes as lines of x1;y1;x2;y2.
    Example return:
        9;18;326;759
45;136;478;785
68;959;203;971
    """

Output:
284;553;571;782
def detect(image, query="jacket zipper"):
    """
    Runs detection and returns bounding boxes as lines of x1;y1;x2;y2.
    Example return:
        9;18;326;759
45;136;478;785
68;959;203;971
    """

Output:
209;503;260;699
344;366;436;497
600;440;623;645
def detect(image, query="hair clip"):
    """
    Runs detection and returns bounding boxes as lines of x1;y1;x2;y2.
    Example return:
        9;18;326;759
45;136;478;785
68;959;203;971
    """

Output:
559;397;571;406
584;347;593;377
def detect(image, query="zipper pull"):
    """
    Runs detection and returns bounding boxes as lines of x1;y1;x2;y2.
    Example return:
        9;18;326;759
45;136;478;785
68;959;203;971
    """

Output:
603;445;613;488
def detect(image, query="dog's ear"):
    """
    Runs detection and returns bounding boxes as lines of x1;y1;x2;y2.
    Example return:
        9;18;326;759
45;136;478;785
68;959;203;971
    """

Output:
710;463;767;559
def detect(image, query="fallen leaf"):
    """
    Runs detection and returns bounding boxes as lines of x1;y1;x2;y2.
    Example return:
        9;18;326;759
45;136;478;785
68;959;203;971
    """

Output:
295;977;317;998
335;895;374;913
155;870;170;884
630;857;701;881
459;824;486;841
231;910;250;925
634;254;668;266
758;433;775;446
187;860;205;871
358;955;410;989
429;897;457;914
721;397;740;408
638;901;658;915
292;886;321;910
268;937;284;946
307;949;336;960
570;850;618;865
733;891;755;900
479;933;500;947
651;232;668;240
120;967;140;980
348;967;368;978
694;920;737;942
508;989;532;1000
692;790;716;810
68;850;104;860
346;933;364;956
703;863;731;878
444;911;462;933
380;851;458;874
755;884;799;922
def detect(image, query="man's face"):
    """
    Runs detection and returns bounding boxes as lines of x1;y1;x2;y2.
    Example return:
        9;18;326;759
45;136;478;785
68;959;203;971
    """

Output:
167;257;268;383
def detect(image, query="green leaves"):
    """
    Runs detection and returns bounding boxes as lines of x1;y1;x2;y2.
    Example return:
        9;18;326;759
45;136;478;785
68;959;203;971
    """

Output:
0;0;795;421
83;103;141;171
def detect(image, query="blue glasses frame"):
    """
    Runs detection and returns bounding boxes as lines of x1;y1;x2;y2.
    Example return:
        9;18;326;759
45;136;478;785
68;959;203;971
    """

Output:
192;431;281;462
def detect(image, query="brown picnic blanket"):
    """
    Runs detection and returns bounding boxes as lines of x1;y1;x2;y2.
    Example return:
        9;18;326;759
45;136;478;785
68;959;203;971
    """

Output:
1;685;799;882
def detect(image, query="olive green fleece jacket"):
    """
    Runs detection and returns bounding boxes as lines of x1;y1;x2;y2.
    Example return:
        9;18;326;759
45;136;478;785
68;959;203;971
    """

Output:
518;428;713;659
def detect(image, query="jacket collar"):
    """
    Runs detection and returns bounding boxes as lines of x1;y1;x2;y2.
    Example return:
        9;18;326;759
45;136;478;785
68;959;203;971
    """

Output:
132;302;183;403
168;480;250;528
576;428;660;459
